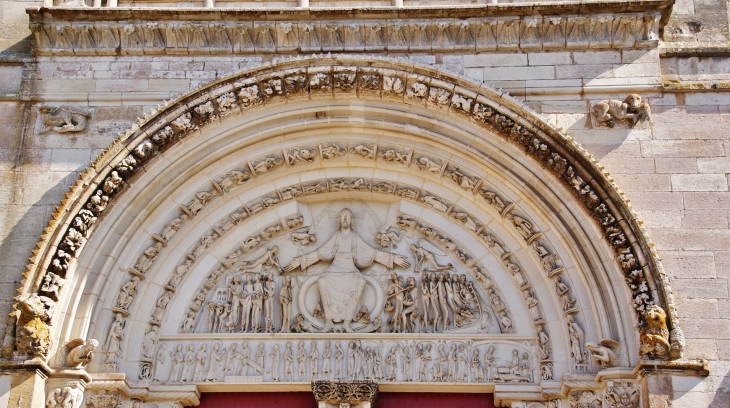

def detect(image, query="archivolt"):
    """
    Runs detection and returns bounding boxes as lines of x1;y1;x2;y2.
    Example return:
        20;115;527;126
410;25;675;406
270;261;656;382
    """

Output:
7;56;683;362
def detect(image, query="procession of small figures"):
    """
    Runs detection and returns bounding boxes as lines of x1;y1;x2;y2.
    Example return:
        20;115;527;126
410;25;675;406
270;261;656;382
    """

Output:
152;339;534;385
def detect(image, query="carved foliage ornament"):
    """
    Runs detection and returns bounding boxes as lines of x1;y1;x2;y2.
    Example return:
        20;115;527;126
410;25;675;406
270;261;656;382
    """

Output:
17;60;681;363
30;13;661;55
312;380;378;406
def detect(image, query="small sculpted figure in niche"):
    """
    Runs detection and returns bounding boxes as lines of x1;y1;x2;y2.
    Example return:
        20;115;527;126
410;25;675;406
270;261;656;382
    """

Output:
447;343;457;382
206;343;226;382
224;343;240;376
181;344;196;382
350;144;376;159
241;342;251;375
505;213;535;240
169;344;184;382
153;344;167;382
116;276;140;311
401;277;418;333
297;341;307;381
104;313;125;362
554;276;577;311
471;349;484;382
38;105;90;134
429;272;442;332
416;343;430;382
364;346;374;379
255;342;265;376
334;342;344;379
385;346;397;381
285;146;317;165
217;170;250;193
182;311;196;333
320;142;345;159
420;273;432;332
456;344;468;382
385;273;405;333
284;342;294;381
160;214;188;242
227;276;242;330
310;341;319;380
169;260;191;289
433;343;446;381
347;341;356;379
291;231;317;245
401;344;412;382
193;344;208;382
409;243;453;274
187;191;216;216
279;276;293;333
374;347;384;380
499;312;513;333
140;326;158;359
379;148;410;165
537;325;551;359
484;345;499;381
270;344;280;381
295;313;310;333
416;156;442;173
524;290;541;321
437;273;452;332
239;275;253;332
376;229;404;249
263;272;276;332
322;341;332;380
250;274;264;333
520;352;531;380
134;242;163;274
567;315;585;364
283;208;410;332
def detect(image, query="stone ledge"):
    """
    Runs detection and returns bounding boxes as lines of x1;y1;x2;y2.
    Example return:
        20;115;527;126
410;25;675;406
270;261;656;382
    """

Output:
660;42;730;58
633;359;710;377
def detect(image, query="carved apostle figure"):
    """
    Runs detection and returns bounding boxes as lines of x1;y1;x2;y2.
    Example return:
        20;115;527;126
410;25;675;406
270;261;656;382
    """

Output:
283;208;410;332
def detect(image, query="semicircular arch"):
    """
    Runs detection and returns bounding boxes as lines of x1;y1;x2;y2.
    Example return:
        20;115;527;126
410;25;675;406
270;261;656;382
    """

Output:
8;58;683;397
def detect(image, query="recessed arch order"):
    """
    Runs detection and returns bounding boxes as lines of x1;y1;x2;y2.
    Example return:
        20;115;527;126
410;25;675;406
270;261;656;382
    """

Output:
6;56;684;403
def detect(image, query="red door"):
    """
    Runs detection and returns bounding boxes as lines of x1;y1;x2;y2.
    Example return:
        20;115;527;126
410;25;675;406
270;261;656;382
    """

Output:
196;392;495;408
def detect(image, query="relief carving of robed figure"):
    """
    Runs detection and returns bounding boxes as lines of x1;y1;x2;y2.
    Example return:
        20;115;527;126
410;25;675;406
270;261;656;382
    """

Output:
283;208;410;332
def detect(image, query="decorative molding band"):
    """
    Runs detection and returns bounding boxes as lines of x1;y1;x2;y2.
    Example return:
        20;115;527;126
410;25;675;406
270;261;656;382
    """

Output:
27;7;666;56
6;57;681;367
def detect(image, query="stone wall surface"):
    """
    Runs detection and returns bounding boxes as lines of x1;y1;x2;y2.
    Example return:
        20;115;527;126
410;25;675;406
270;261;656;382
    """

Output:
0;0;729;406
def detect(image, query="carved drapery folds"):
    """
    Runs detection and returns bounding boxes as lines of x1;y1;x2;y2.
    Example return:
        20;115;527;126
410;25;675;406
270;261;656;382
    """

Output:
312;380;378;407
14;58;683;375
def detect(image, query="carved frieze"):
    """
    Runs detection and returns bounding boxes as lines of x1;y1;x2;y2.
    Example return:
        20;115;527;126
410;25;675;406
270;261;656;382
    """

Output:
30;12;661;56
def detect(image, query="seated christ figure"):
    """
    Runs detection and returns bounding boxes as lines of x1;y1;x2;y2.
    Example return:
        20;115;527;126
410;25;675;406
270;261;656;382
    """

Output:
283;208;410;332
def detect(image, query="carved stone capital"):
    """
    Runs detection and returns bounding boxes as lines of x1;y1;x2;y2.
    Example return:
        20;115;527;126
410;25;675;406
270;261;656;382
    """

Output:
311;380;378;408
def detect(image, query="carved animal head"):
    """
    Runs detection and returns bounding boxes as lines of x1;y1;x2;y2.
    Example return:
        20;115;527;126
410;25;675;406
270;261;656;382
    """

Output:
623;94;642;110
644;304;667;334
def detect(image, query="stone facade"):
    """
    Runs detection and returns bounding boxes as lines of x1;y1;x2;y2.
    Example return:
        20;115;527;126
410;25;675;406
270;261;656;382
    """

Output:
0;0;728;407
